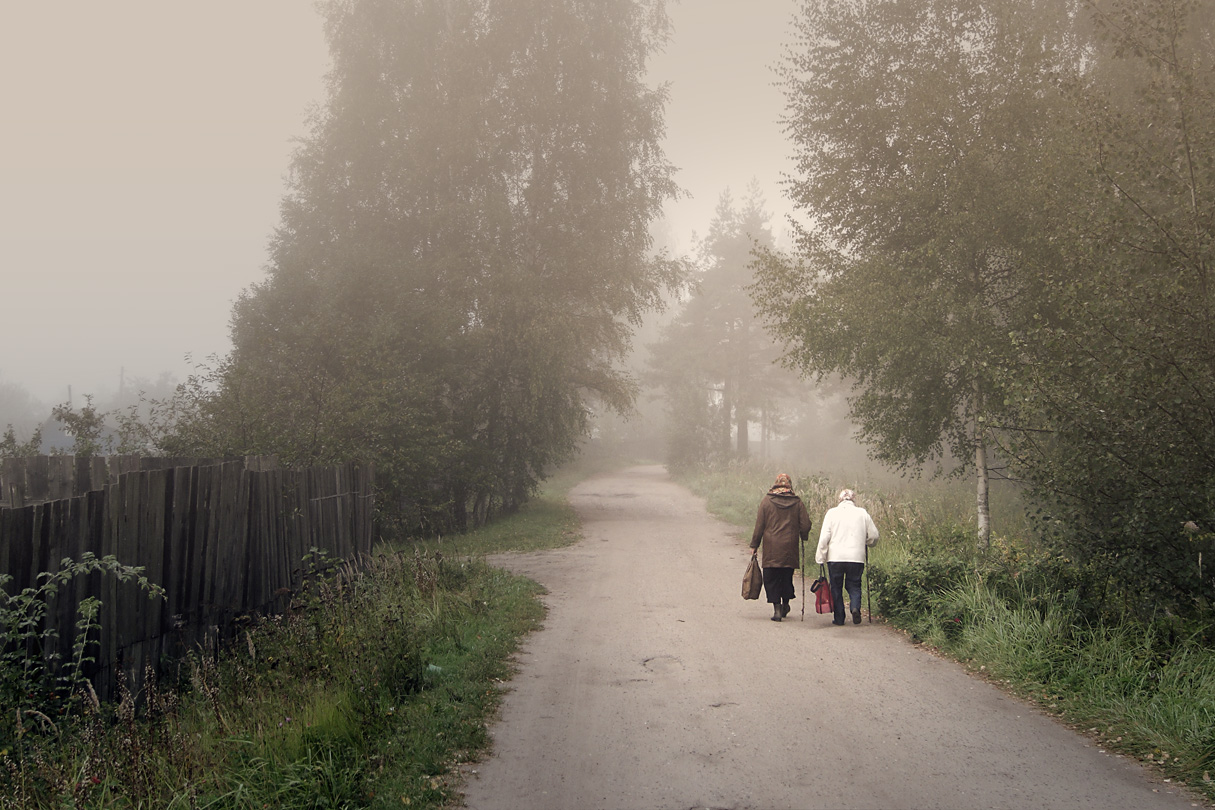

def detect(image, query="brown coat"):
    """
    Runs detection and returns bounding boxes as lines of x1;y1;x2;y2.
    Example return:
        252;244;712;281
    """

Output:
749;492;813;569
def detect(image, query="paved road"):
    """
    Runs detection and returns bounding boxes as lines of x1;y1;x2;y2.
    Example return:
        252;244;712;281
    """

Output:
458;465;1204;810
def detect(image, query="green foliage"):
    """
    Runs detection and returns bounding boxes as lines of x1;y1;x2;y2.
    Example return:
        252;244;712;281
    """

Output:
107;403;157;455
653;375;728;473
677;457;1032;554
157;0;685;538
759;0;1082;465
865;517;1150;633
753;0;1091;550
0;550;545;809
884;575;1215;802
0;424;41;457
7;376;183;459
991;0;1215;618
0;553;164;745
49;395;110;458
413;491;581;557
868;553;970;621
759;0;1215;612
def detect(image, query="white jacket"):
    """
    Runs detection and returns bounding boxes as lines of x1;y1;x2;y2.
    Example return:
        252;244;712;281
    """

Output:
815;500;879;564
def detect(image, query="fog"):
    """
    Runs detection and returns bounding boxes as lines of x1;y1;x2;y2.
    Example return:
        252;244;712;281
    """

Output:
1;1;796;421
1;3;328;408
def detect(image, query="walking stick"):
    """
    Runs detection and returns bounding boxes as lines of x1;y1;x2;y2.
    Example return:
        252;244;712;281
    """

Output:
865;546;872;623
800;533;806;621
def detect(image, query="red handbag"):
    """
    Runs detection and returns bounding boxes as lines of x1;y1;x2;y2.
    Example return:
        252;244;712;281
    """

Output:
810;567;834;614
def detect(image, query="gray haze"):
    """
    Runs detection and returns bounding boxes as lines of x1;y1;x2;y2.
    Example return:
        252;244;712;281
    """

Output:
1;1;796;410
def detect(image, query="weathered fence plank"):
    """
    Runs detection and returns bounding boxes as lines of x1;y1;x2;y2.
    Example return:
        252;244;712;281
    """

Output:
26;456;50;505
0;455;374;704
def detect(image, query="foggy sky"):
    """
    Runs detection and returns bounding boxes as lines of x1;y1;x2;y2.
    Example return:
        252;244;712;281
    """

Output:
1;1;796;408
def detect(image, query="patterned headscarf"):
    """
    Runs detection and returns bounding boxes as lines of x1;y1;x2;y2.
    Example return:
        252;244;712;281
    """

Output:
838;488;855;502
769;473;795;496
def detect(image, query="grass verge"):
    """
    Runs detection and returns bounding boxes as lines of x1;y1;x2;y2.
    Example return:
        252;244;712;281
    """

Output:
906;577;1215;799
2;551;545;809
414;442;636;557
674;460;927;569
2;450;616;809
417;493;581;557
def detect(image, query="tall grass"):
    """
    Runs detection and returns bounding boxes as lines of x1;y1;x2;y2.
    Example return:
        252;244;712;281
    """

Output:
416;493;581;557
408;444;633;557
680;458;1030;542
1;550;545;809
922;578;1215;795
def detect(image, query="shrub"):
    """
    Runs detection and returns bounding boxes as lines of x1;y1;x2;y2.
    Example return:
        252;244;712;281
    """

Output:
0;553;163;743
868;554;970;620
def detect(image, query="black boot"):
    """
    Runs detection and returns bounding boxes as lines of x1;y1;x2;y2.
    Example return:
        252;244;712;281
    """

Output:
780;600;791;618
771;604;782;622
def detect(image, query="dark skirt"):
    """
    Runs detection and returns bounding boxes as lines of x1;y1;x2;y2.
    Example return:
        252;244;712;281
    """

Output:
762;567;796;604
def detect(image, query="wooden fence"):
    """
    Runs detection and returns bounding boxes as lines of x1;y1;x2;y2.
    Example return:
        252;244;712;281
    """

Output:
0;454;264;509
0;456;374;702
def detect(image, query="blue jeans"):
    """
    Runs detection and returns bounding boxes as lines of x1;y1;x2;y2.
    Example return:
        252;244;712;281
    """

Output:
828;561;865;624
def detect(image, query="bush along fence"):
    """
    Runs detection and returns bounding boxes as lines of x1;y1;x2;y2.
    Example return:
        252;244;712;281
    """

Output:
0;456;375;704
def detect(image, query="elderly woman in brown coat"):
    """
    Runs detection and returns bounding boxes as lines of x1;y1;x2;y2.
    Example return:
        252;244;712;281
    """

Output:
749;473;813;621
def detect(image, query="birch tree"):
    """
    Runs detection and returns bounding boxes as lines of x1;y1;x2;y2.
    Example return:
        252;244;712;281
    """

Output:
752;0;1087;548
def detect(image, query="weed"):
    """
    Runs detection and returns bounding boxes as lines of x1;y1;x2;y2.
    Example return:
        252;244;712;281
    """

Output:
0;553;164;742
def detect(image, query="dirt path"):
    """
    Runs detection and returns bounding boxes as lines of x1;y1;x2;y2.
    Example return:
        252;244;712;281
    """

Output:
458;465;1203;810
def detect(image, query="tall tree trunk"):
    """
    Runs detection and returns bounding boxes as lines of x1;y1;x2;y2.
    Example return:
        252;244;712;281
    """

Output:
973;376;991;550
736;406;749;456
975;432;991;551
760;402;769;461
720;380;733;454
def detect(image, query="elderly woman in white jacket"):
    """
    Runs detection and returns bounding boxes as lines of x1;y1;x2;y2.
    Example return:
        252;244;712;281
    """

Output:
814;489;880;625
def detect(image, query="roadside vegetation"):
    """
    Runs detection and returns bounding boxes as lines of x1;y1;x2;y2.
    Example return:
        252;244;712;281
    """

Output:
679;460;1215;804
0;470;589;810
